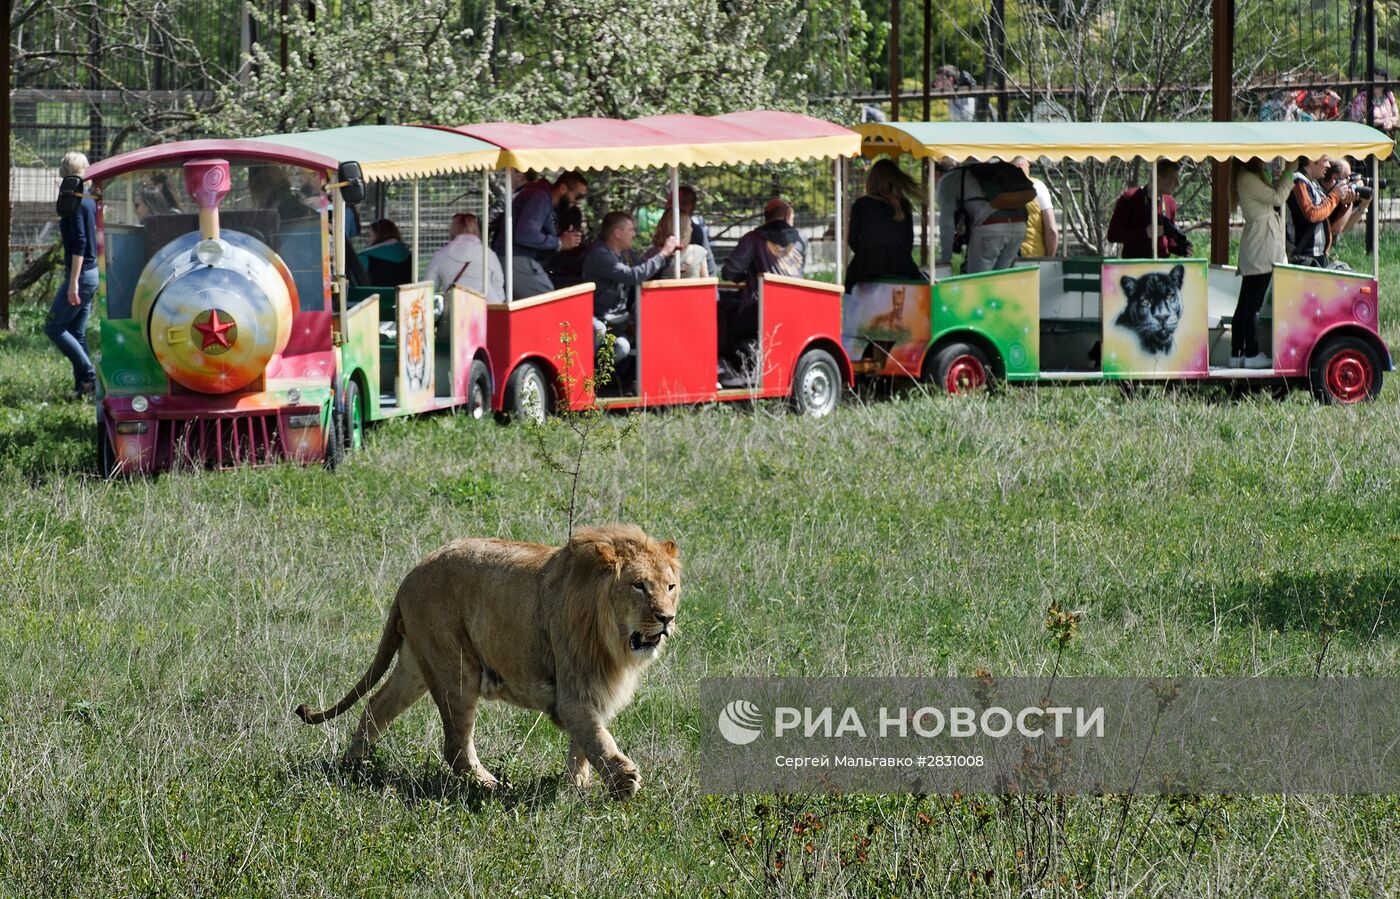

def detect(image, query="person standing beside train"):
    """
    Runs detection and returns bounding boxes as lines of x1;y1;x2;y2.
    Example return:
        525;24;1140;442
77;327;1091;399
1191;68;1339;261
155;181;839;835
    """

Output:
45;151;98;398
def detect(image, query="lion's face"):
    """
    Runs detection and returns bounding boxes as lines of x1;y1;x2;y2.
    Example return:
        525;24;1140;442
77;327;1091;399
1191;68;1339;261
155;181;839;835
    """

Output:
612;547;680;660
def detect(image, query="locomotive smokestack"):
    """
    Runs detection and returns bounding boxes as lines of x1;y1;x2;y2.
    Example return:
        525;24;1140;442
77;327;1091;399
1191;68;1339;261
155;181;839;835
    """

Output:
183;159;231;241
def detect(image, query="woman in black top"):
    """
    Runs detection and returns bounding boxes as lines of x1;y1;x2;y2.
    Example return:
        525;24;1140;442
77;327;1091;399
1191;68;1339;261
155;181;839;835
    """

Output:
845;158;923;291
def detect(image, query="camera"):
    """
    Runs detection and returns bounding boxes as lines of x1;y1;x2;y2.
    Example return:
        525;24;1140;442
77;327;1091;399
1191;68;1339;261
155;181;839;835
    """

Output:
1341;174;1373;200
1342;173;1387;201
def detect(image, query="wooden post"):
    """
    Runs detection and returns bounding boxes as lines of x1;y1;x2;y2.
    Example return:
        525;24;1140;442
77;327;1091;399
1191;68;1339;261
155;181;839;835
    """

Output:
1210;0;1234;266
991;0;1008;121
2;1;11;327
890;0;901;121
87;4;104;159
922;0;931;122
279;0;289;70
1364;0;1377;251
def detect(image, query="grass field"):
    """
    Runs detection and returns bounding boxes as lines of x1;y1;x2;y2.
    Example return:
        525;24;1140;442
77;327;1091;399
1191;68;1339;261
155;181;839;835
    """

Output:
2;234;1399;897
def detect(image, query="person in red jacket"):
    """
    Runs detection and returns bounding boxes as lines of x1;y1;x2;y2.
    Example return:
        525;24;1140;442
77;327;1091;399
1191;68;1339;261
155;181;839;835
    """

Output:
1107;160;1191;259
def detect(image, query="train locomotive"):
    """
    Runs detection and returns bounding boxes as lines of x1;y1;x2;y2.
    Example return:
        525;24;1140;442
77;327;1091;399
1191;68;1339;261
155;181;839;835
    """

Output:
90;157;337;475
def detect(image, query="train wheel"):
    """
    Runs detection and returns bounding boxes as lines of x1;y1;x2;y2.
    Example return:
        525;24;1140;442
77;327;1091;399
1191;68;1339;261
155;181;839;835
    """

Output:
927;342;991;395
323;406;343;471
504;361;552;424
466;359;491;421
1309;335;1382;405
342;379;365;450
96;417;117;478
790;347;841;418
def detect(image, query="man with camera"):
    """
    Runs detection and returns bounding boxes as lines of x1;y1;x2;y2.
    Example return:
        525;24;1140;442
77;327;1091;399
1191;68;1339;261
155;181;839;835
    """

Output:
1319;158;1374;241
1286;155;1356;269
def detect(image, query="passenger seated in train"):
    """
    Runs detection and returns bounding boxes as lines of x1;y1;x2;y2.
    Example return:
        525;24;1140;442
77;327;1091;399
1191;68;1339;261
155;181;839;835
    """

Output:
645;185;714;278
548;202;591;288
1107;160;1191;258
582;211;679;372
426;212;505;300
133;184;176;221
491;170;588;299
359;218;414;286
845;158;922;290
249;165;316;223
144;173;183;214
719;198;805;377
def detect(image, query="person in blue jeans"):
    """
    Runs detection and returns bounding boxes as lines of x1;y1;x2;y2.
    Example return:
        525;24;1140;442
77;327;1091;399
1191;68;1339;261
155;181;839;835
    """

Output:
46;151;99;398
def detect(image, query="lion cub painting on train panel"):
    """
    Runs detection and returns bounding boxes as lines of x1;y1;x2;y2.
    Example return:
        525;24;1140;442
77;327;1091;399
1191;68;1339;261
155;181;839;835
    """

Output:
295;524;680;800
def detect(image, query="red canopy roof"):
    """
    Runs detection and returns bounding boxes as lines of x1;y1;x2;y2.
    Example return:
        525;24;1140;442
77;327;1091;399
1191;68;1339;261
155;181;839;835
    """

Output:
446;111;860;171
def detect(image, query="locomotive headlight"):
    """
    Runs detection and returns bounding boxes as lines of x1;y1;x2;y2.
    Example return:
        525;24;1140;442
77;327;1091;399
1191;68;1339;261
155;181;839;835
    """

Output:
286;388;302;405
194;238;227;266
131;395;149;413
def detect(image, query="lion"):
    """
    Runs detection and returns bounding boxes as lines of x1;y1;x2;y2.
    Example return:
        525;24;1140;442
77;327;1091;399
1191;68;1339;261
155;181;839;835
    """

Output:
294;524;680;800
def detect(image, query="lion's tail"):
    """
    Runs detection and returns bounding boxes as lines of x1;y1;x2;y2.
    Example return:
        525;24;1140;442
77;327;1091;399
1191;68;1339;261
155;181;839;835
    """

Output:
294;598;403;725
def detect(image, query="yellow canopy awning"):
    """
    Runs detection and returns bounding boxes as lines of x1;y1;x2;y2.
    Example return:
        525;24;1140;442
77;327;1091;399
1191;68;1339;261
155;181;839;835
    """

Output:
859;121;1397;163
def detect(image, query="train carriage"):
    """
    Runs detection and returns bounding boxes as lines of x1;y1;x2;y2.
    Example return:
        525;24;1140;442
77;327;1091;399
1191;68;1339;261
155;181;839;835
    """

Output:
850;121;1395;402
437;112;864;420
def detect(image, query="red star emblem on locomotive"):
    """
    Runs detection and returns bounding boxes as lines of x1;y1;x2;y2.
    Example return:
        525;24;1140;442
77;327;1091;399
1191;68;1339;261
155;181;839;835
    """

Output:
194;309;236;350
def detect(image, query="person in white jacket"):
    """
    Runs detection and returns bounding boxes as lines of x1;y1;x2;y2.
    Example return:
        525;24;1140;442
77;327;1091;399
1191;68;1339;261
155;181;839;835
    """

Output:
426;213;505;301
1231;158;1293;368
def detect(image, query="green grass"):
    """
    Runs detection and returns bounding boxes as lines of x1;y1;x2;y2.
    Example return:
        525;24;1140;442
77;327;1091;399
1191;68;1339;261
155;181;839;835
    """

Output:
2;239;1400;896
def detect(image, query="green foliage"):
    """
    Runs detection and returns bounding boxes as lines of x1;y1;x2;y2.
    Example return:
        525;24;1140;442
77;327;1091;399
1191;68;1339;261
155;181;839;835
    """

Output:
489;0;810;121
9;133;44;167
205;0;493;135
202;0;820;137
776;0;880;97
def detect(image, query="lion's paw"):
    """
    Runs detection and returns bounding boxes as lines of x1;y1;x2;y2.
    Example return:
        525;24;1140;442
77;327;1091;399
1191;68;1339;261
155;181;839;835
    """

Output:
469;767;500;791
603;757;640;801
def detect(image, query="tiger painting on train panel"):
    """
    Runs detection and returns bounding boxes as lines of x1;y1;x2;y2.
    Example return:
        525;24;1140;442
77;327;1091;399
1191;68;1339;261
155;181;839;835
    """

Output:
404;294;429;393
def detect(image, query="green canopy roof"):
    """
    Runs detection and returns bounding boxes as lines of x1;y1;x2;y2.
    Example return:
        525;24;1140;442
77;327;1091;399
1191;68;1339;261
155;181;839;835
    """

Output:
248;125;500;180
859;121;1396;163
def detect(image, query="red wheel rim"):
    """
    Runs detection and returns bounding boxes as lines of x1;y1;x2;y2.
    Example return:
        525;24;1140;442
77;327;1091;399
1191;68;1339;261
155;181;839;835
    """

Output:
1324;349;1373;403
944;355;987;394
